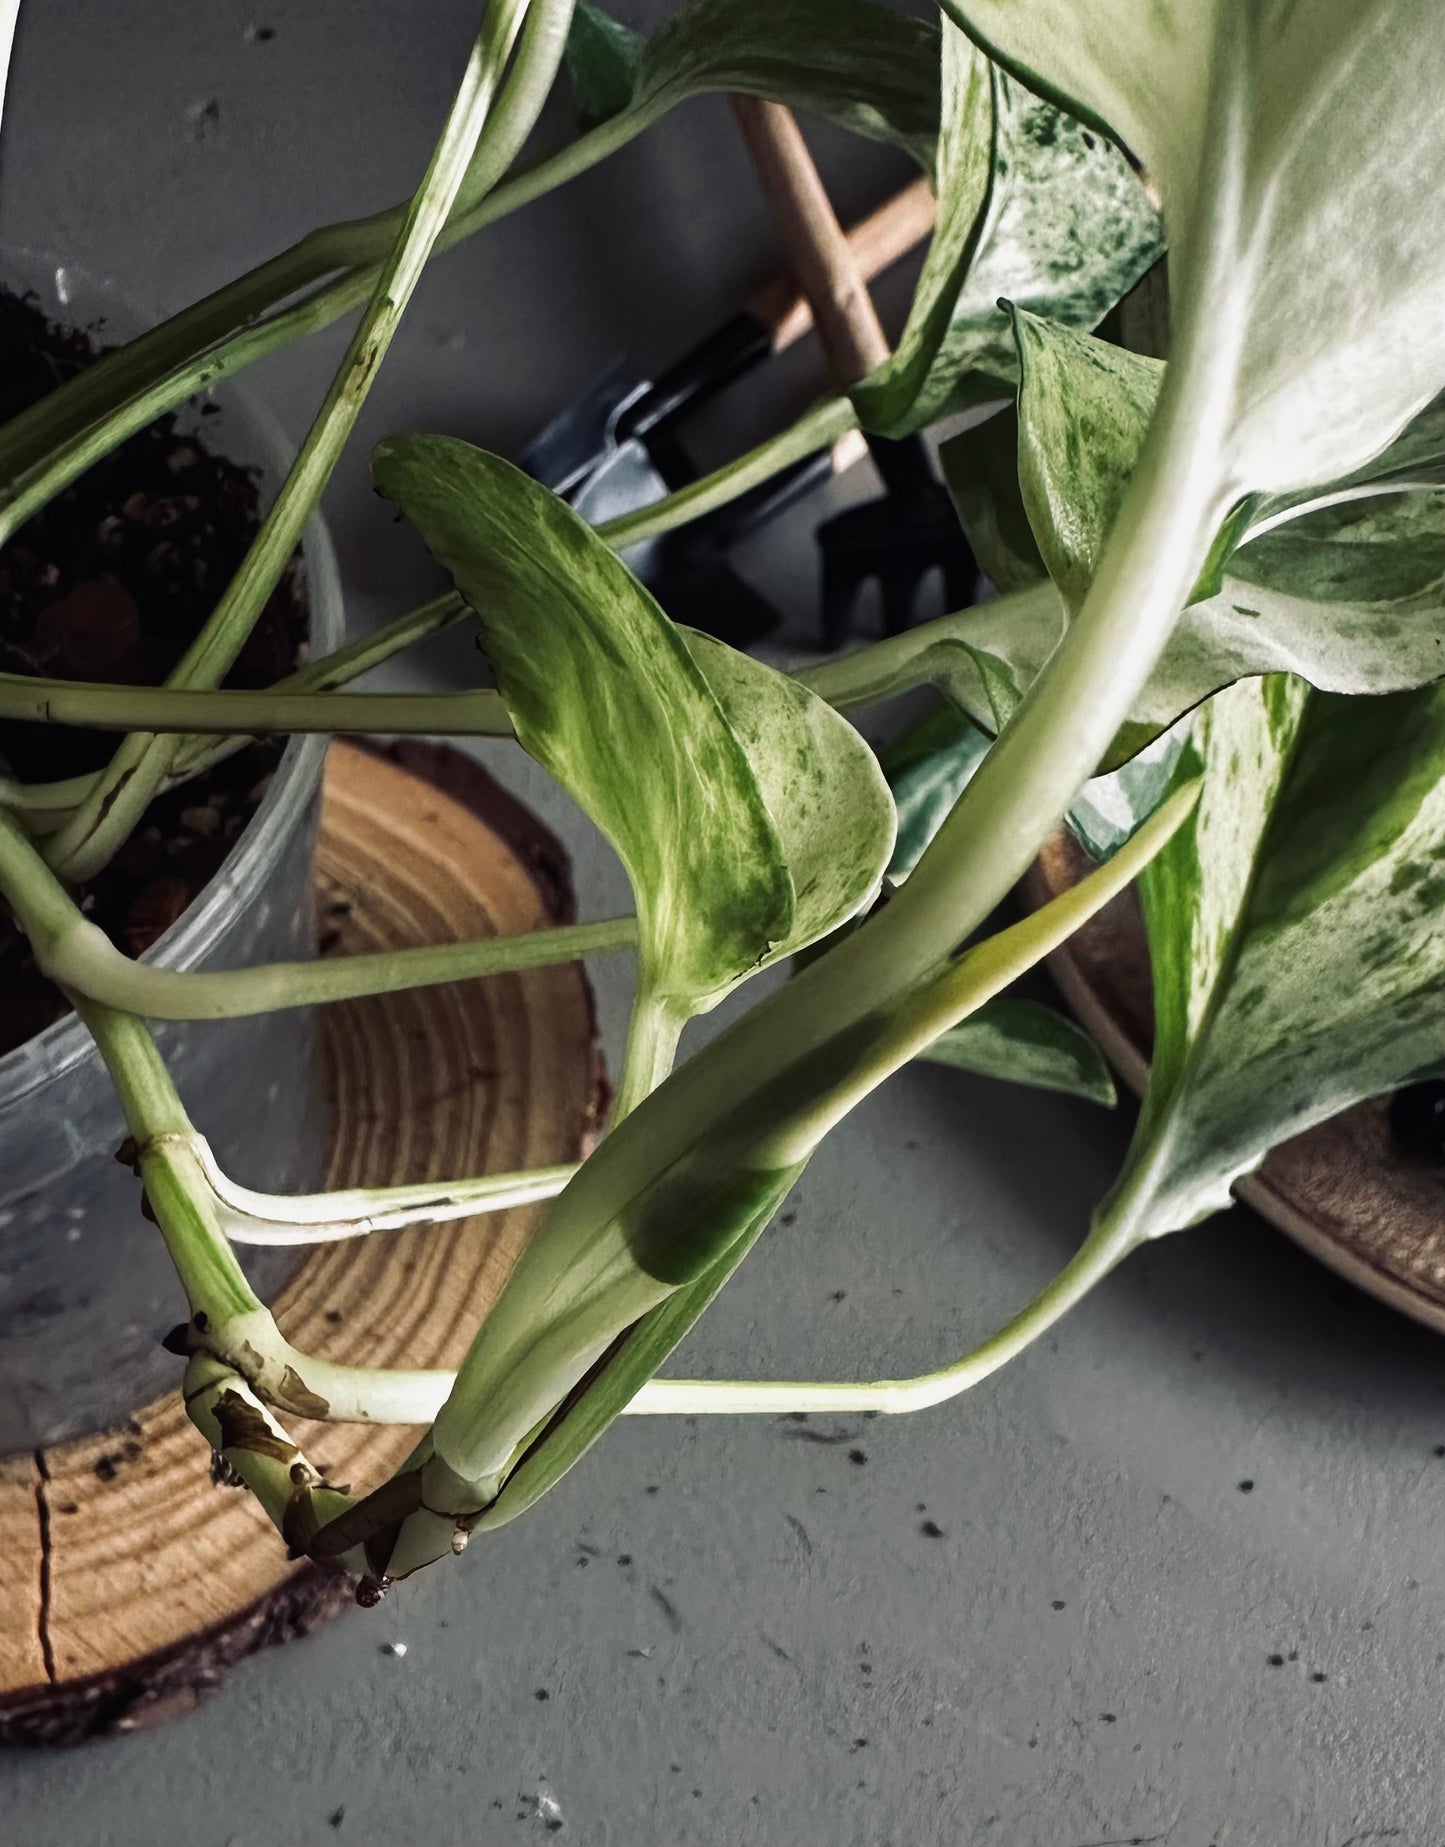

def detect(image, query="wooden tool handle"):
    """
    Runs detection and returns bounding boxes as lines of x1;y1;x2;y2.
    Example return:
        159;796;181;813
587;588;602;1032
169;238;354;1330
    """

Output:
730;95;893;385
748;173;934;354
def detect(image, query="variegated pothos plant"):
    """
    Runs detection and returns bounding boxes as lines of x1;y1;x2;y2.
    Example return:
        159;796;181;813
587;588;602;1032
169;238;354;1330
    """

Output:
0;0;1443;1590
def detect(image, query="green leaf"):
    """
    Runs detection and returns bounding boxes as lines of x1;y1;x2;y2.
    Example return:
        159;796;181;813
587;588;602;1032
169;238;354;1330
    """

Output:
881;689;1189;875
630;0;943;171
850;20;994;433
923;1;1445;921
940;407;1044;593
376;435;792;1018
1107;673;1445;1239
935;75;1162;410
920;996;1116;1105
854;33;1163;437
375;437;894;1015
1244;391;1445;541
882;706;990;881
939;0;1209;235
563;2;644;132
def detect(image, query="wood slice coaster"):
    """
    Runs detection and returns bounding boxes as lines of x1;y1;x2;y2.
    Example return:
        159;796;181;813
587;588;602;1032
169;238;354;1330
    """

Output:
0;740;607;1745
1028;831;1445;1335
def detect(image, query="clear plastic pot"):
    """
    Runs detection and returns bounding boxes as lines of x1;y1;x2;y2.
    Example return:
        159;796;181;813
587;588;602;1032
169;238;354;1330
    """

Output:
0;258;343;1452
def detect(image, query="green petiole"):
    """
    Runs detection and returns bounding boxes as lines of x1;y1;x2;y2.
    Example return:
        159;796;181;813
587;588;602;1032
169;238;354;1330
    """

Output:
0;676;513;741
0;592;471;820
0;0;585;528
0;799;636;1020
593;395;859;553
180;1131;578;1247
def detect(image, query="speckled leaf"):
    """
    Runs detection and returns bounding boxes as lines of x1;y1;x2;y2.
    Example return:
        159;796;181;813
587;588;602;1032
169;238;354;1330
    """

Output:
683;631;895;975
1065;722;1192;861
937;0;1206;231
881;684;1189;875
901;71;1162;424
1106;673;1445;1239
849;19;993;435
921;997;1116;1105
1003;309;1157;612
940;318;1445;769
855;46;1162;437
942;1;1445;513
375;435;793;1017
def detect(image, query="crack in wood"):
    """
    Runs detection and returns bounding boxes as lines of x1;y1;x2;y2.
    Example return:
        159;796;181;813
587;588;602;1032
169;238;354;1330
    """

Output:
0;744;607;1738
32;1449;56;1684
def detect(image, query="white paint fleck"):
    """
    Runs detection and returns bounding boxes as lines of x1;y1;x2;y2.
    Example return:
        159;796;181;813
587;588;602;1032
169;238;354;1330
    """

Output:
529;1788;565;1829
380;1640;408;1658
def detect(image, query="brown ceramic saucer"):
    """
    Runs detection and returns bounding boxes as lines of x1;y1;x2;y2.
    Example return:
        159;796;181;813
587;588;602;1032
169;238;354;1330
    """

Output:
1027;829;1445;1335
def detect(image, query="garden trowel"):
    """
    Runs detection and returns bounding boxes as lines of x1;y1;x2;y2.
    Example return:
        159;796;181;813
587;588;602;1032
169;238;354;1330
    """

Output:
516;176;933;645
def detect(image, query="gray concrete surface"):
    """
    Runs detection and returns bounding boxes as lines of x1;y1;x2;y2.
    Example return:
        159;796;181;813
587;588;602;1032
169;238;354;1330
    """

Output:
6;5;1445;1843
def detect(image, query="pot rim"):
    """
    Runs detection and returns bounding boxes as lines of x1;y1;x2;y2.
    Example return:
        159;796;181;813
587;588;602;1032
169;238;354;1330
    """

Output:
0;252;344;1107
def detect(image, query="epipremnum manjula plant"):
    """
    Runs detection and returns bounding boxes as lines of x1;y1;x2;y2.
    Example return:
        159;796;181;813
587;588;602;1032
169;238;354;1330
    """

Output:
1;0;1444;1592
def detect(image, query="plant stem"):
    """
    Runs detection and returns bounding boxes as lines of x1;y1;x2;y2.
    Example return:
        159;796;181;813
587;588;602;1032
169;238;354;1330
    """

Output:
0;539;999;821
0;810;635;1016
81;915;633;1021
164;592;474;767
342;780;1189;1584
595;395;857;552
180;1132;577;1245
0;593;470;818
306;756;1188;1563
75;999;263;1324
765;777;1200;1162
622;806;1197;1416
609;989;686;1124
183;1354;363;1564
190;1305;459;1424
273;784;1195;1446
625;1175;1152;1416
0;224;376;488
44;0;539;885
0;675;513;738
540;185;1249;1267
173;1178;1154;1423
793;581;1056;719
78;992;469;1434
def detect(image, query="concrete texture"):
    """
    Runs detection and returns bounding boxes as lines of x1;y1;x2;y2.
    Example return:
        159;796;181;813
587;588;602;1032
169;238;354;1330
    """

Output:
5;4;1445;1842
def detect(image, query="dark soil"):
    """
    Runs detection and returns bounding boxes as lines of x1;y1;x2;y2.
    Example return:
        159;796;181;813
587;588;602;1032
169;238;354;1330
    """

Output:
0;284;308;1056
